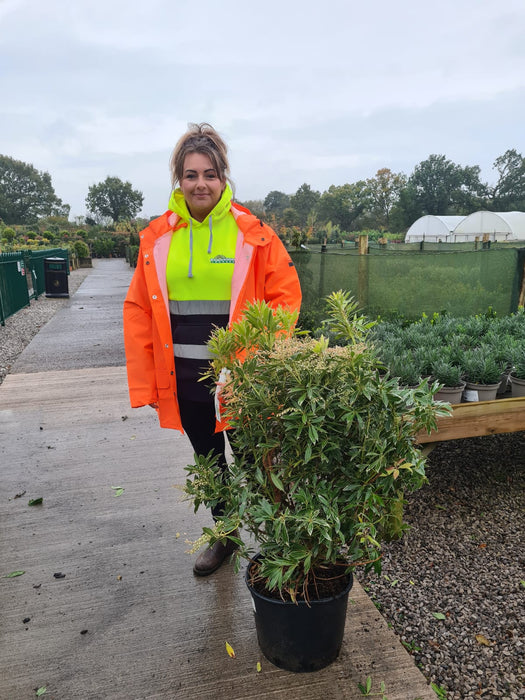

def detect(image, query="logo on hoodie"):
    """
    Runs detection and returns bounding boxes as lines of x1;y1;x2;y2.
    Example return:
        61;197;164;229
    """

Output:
210;254;235;264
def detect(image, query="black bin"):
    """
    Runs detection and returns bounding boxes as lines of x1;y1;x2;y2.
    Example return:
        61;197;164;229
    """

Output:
44;257;69;298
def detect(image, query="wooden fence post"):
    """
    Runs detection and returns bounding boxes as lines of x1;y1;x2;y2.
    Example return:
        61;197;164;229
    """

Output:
519;258;525;308
357;234;369;310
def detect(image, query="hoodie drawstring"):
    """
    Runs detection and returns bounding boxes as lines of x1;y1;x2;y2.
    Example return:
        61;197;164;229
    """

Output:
207;216;213;254
188;220;193;278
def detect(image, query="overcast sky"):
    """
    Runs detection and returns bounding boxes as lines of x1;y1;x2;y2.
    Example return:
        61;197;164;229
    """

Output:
1;0;524;221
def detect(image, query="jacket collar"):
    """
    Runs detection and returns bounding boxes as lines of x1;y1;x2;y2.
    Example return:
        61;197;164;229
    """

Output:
141;203;273;249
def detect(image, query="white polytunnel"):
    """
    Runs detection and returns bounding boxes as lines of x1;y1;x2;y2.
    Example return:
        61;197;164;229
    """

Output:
452;211;525;242
404;215;466;243
404;211;525;243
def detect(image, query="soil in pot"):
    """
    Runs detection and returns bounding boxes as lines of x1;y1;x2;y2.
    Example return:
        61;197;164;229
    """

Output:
246;558;353;673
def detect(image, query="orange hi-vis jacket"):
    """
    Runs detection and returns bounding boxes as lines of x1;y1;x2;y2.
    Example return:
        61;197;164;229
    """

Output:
123;202;302;432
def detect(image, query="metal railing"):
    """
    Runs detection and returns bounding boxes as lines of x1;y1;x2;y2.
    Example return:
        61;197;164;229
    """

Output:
0;249;69;325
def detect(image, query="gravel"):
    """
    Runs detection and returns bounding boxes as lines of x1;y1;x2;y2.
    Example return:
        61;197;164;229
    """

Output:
0;265;93;385
357;434;525;699
1;268;524;698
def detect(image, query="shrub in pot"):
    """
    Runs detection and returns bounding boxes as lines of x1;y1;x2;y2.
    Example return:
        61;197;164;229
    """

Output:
386;351;424;387
486;333;519;395
184;292;448;672
414;344;442;379
431;359;465;404
510;345;525;397
462;346;505;401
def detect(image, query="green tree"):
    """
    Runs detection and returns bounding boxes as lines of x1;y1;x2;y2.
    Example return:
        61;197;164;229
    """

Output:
403;154;485;220
0;155;69;224
318;182;369;231
282;207;300;227
366;168;407;229
489;149;525;210
263;190;290;217
239;199;265;218
290;183;320;227
85;176;143;223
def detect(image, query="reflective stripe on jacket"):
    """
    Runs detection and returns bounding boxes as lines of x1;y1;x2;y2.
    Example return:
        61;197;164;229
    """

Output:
123;203;302;432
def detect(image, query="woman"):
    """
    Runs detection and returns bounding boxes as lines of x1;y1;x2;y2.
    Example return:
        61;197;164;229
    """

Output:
123;123;301;576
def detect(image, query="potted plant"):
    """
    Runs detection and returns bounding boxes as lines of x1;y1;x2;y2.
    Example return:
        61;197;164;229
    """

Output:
509;345;525;397
430;359;466;404
184;292;448;672
461;346;505;402
384;351;424;388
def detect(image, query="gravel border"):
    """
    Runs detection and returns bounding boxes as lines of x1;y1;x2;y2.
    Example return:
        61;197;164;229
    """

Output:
0;265;93;385
1;268;523;698
357;433;525;699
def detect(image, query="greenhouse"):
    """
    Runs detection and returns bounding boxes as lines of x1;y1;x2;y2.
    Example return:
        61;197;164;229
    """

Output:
405;210;525;243
453;210;525;242
404;215;466;243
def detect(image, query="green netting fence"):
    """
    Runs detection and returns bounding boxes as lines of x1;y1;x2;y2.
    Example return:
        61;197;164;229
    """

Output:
292;246;525;320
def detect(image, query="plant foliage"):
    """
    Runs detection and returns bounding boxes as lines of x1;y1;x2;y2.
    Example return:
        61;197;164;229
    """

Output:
184;292;449;600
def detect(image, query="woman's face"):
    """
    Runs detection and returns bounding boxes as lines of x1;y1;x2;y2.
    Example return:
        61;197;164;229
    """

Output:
180;152;224;222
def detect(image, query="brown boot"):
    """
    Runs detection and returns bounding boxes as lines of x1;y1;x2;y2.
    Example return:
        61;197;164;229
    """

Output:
193;535;238;577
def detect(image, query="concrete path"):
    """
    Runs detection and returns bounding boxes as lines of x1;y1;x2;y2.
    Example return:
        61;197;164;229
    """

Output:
0;259;435;699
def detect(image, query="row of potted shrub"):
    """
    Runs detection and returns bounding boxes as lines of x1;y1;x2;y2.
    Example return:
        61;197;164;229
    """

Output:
370;309;525;402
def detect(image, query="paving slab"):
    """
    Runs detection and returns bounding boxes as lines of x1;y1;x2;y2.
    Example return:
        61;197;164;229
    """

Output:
12;259;132;373
0;259;435;700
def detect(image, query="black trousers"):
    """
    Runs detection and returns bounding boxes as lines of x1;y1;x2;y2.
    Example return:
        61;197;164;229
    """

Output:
178;395;228;519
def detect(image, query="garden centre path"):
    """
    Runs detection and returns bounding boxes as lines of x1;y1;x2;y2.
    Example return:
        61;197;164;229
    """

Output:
0;258;435;700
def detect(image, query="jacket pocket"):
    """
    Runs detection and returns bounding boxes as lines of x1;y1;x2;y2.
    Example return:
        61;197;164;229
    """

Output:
155;368;171;389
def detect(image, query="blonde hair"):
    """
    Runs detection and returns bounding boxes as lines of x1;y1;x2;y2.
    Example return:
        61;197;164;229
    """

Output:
169;123;232;189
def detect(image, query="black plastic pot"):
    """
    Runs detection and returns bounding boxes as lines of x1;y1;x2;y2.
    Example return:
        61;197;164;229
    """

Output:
245;557;353;672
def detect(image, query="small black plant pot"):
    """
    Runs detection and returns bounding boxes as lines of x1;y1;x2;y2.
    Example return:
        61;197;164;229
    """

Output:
245;557;353;673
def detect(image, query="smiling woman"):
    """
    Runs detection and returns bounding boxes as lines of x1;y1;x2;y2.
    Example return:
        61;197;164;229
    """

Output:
123;122;302;577
179;152;224;222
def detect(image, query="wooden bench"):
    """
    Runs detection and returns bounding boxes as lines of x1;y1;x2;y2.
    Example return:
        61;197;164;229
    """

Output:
416;396;525;453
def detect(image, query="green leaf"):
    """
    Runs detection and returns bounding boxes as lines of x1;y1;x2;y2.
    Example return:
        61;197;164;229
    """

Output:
308;423;319;443
111;486;124;497
4;570;25;578
430;682;447;699
269;471;284;492
432;612;446;620
28;497;43;506
304;443;312;463
36;688;47;697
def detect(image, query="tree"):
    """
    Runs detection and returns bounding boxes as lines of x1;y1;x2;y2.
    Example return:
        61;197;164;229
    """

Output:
489;149;525;210
318;182;370;231
263;190;290;217
403;154;485;220
290;183;320;228
366;168;407;229
239;199;265;218
85;176;143;223
281;207;300;227
0;155;69;224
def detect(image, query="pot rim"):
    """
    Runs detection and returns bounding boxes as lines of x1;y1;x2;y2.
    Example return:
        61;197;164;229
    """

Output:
245;555;354;606
465;380;502;389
